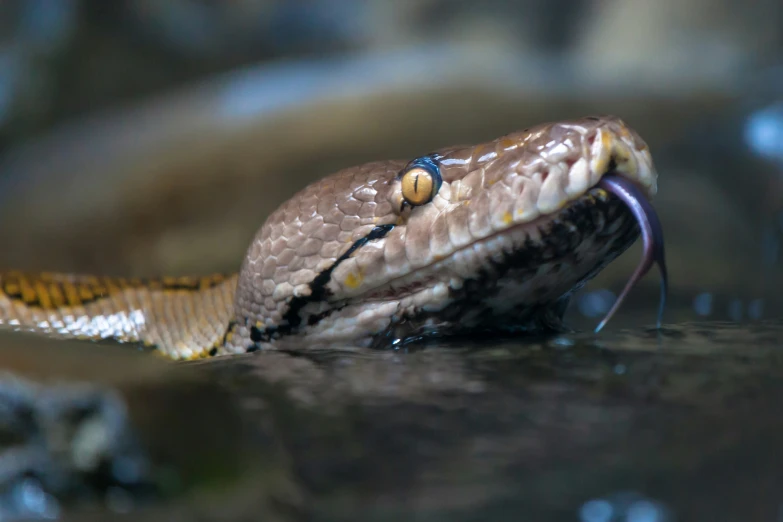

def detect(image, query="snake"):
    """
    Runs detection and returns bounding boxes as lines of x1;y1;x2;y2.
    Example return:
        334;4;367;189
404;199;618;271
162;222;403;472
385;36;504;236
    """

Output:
0;115;667;360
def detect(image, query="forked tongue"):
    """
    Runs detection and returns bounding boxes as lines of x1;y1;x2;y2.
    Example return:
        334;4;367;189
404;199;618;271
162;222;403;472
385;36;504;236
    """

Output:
594;174;668;332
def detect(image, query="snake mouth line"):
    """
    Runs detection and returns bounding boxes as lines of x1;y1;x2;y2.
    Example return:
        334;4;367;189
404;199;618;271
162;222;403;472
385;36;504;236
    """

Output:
357;168;666;333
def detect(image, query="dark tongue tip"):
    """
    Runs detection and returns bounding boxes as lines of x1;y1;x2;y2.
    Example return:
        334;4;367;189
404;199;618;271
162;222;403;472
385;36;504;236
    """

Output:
593;174;668;333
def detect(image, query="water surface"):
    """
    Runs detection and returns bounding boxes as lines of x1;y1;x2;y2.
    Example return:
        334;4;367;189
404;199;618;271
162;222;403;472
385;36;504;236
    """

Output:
92;318;782;522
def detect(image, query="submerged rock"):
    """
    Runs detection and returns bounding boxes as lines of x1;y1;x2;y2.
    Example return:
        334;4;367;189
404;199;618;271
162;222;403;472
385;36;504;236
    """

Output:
0;332;278;520
0;373;150;519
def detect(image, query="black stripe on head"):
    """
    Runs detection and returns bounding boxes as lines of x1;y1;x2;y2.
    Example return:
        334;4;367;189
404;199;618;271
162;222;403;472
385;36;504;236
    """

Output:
247;224;396;346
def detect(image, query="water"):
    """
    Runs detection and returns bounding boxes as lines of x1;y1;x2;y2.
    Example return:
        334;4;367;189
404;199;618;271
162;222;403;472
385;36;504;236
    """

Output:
97;318;779;522
5;317;783;520
0;196;778;518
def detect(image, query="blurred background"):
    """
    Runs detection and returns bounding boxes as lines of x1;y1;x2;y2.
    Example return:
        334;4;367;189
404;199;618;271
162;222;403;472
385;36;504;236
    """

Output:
2;3;783;521
0;0;781;329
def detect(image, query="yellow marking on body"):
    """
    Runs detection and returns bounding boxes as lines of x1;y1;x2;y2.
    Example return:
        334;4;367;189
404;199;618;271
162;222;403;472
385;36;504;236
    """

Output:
19;277;36;304
48;283;66;308
33;281;52;309
227;323;238;343
177;276;196;287
104;278;122;295
255;320;265;328
61;282;81;306
79;286;95;302
502;211;513;225
188;350;207;361
344;271;363;289
499;137;518;150
2;271;231;312
4;282;19;296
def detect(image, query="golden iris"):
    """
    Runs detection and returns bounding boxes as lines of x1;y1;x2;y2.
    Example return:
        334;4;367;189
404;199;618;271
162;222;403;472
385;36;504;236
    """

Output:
399;157;442;207
401;167;436;206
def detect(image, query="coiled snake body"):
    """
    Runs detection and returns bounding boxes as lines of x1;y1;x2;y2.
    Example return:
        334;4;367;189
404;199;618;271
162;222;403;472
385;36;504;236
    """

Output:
0;116;664;360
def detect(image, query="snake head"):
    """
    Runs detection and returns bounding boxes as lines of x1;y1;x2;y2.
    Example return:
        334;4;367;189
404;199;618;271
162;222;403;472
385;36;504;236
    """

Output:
231;116;664;353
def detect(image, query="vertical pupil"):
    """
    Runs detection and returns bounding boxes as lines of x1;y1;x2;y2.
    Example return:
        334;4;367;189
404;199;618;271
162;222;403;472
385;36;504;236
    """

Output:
414;173;419;193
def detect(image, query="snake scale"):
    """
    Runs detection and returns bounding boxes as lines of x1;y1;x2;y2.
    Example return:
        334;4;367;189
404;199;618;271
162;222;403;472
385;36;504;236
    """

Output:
0;116;665;360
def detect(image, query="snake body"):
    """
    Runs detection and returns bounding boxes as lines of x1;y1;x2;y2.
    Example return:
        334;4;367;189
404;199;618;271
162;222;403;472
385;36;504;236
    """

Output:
0;116;657;360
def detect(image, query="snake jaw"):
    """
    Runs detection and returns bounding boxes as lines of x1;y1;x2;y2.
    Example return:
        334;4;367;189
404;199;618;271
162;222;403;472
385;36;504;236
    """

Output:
320;187;641;347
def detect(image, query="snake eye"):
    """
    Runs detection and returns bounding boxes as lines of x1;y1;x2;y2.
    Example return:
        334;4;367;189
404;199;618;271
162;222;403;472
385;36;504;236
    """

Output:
400;157;442;207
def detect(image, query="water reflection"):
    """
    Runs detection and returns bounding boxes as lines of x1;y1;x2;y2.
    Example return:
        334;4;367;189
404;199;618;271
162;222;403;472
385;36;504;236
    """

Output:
580;492;671;522
745;102;783;164
162;320;783;521
692;292;713;316
573;281;773;330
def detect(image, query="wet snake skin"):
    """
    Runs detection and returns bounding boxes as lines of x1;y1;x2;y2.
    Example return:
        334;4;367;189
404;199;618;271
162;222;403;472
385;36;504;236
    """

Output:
0;116;657;360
